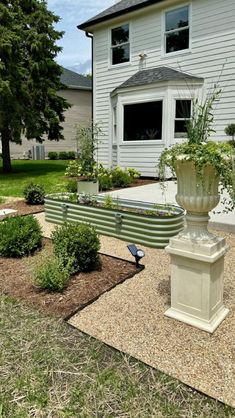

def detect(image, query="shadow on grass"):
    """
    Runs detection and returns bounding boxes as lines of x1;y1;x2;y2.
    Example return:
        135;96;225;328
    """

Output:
0;160;68;177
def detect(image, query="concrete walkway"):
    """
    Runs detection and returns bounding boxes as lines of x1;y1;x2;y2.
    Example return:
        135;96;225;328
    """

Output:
101;181;235;233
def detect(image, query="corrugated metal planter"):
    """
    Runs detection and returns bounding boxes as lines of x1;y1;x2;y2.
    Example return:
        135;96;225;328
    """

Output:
45;194;185;248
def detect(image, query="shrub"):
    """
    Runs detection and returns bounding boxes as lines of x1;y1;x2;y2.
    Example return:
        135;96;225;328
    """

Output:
98;164;113;191
52;223;100;273
66;180;77;193
0;215;42;258
225;123;235;142
23;183;45;205
111;167;132;188
67;151;76;160
48;151;58;160
126;168;140;182
59;151;69;160
33;255;73;292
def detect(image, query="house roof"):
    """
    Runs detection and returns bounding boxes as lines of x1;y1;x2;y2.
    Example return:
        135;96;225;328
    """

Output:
112;67;204;94
60;68;92;90
78;0;166;30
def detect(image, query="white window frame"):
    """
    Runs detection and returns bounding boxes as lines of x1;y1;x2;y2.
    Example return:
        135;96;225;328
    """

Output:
174;99;192;139
109;22;131;68
162;3;191;57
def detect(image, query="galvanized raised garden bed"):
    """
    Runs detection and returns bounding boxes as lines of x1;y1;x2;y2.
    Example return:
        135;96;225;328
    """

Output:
45;194;184;248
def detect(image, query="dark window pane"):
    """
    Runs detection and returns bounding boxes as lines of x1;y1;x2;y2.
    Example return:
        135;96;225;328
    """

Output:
176;100;191;118
175;120;188;138
166;28;189;53
112;44;130;65
166;6;188;31
124;101;162;141
112;24;129;45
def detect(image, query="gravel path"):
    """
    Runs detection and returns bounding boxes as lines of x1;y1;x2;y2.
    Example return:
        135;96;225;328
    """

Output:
35;213;235;408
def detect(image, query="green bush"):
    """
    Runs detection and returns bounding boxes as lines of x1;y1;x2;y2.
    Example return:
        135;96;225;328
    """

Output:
23;183;45;205
48;151;58;160
67;151;76;160
66;180;77;193
52;223;100;273
111;167;132;188
98;164;113;191
33;255;73;292
0;215;42;258
59;151;69;160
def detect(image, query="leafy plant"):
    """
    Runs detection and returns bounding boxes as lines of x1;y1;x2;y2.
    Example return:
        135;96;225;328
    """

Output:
111;167;132;188
23;183;45;204
48;152;58;160
33;255;73;292
159;89;235;212
225;123;235;148
104;195;113;209
0;215;42;258
66;180;77;193
97;164;113;191
52;223;100;273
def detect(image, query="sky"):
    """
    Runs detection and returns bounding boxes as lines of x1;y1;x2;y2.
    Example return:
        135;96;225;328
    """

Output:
47;0;114;74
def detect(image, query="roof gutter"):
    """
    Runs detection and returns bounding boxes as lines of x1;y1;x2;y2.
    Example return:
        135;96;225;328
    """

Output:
85;31;94;122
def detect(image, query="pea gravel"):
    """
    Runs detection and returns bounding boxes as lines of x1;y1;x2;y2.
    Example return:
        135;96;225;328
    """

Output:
35;213;235;408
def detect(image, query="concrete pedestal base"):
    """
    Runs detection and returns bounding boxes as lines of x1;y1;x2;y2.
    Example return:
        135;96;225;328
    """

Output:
165;236;229;333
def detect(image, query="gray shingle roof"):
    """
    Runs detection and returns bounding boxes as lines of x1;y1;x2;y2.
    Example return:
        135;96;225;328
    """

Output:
60;68;92;90
112;67;204;94
78;0;165;30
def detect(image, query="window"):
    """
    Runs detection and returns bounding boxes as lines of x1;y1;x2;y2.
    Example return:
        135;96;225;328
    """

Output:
111;24;130;65
124;101;163;141
165;6;189;54
174;99;191;138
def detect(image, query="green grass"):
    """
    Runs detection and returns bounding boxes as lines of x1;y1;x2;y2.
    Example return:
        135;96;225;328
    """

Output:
0;160;69;197
0;295;234;418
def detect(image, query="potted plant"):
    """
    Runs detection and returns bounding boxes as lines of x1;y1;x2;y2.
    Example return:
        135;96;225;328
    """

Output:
159;88;235;332
159;89;235;238
65;122;101;194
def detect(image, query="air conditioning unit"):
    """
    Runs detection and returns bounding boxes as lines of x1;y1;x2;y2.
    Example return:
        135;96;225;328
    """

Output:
32;145;45;160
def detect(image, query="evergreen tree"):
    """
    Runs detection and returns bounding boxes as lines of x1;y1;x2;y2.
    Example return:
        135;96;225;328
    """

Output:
0;0;70;173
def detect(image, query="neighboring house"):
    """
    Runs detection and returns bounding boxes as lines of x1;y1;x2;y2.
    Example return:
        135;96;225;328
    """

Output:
78;0;235;176
10;68;92;158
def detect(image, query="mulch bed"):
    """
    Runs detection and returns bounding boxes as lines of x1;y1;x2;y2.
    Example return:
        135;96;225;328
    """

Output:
0;200;44;219
0;239;141;319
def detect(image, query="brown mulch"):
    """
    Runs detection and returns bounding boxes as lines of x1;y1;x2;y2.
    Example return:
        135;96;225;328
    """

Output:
0;200;44;219
0;239;140;319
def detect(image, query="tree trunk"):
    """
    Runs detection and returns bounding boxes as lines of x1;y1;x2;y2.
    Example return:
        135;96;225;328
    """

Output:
1;127;12;173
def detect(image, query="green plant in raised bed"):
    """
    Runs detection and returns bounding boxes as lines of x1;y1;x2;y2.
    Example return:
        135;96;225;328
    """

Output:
0;215;42;257
104;195;113;209
52;223;100;273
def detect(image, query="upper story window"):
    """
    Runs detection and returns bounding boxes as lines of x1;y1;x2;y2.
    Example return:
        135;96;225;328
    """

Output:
111;24;130;65
174;99;191;138
165;6;189;54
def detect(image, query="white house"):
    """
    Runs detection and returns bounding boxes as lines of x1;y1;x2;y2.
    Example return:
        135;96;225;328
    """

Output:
78;0;235;177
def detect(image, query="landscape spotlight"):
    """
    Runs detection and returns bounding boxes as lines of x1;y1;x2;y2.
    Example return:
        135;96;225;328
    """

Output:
127;244;145;267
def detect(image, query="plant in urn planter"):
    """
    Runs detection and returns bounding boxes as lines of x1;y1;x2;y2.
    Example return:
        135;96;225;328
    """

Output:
159;89;235;333
65;122;101;194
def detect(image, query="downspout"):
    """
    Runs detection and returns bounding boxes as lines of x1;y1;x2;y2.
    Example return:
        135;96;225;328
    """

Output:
85;31;93;123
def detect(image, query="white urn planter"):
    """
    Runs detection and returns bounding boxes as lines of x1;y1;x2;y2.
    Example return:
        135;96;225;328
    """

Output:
77;178;99;195
165;160;229;333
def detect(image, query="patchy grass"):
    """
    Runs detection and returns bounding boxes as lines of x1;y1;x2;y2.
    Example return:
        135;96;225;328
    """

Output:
0;160;69;197
0;295;233;418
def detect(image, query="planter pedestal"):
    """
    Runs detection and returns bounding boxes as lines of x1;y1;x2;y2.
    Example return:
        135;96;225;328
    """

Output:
165;161;229;333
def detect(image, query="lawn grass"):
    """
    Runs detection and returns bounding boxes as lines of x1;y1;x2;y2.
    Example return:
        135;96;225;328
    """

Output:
0;160;69;197
0;295;234;418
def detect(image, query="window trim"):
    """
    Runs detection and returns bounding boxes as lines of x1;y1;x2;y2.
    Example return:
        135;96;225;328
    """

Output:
109;22;131;68
174;99;192;139
162;3;191;57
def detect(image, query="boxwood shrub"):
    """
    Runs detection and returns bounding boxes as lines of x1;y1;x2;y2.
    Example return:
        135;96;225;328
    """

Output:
0;215;42;258
23;183;45;205
52;223;100;273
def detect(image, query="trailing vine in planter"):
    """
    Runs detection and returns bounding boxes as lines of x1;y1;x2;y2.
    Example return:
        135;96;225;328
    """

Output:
159;88;235;212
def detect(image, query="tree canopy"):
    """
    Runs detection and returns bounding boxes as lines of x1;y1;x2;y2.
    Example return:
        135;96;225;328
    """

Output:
0;0;70;172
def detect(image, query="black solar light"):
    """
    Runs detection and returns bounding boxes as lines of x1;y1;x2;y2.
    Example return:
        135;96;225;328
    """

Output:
127;244;145;267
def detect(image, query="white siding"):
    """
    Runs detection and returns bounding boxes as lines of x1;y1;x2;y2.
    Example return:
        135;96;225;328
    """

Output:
93;0;235;176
